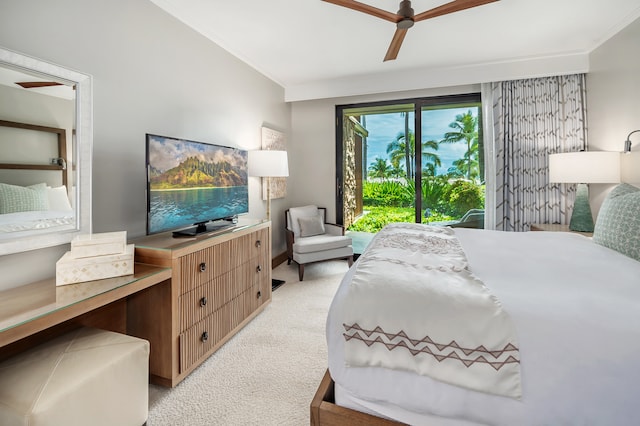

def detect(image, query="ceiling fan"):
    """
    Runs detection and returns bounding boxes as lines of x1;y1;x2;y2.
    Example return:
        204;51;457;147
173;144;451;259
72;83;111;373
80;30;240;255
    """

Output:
323;0;499;61
15;81;64;89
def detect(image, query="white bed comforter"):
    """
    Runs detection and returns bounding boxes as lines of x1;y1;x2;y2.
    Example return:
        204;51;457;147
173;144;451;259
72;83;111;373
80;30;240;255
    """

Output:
342;223;521;399
0;211;74;238
327;228;640;425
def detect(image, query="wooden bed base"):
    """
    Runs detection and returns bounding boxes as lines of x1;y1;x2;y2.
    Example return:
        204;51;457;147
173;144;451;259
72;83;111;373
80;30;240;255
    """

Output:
310;369;405;426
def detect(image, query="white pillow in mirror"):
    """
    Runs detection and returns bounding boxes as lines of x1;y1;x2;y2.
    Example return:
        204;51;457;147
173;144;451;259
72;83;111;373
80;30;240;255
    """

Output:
48;186;73;212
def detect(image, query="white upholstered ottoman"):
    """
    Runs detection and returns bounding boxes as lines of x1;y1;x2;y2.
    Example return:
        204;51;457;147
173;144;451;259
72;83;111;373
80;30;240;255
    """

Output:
0;327;149;426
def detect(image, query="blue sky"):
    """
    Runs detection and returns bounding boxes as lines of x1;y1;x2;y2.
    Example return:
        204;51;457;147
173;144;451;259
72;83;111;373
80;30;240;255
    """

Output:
361;107;476;175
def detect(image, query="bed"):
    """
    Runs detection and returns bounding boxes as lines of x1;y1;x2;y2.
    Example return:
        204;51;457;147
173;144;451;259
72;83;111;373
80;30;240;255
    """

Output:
313;183;640;425
0;119;74;240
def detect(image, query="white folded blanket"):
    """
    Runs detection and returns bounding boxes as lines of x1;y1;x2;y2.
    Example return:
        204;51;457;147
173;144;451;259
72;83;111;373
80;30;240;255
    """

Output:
342;223;522;399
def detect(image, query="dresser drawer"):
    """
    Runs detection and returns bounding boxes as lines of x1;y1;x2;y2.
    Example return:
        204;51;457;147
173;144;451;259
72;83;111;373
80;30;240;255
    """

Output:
179;259;268;330
177;240;232;294
179;303;230;373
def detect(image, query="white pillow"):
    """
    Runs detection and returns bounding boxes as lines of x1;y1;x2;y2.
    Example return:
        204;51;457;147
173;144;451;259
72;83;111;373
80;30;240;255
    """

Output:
298;215;325;237
47;185;73;211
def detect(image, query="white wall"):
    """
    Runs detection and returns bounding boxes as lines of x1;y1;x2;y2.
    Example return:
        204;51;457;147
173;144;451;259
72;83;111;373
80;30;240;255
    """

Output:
0;0;290;289
587;16;640;214
289;85;480;222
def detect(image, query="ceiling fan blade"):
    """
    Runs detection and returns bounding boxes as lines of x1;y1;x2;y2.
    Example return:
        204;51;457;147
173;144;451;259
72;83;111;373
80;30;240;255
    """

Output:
414;0;499;22
322;0;400;23
384;28;408;62
15;81;63;89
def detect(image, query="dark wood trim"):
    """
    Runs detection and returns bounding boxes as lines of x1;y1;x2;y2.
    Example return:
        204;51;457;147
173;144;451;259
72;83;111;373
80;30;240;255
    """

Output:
272;250;288;269
310;369;405;426
0;119;68;186
335;110;344;225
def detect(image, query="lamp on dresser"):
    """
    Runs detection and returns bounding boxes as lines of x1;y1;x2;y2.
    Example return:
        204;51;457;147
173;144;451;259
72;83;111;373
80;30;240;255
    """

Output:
549;151;620;232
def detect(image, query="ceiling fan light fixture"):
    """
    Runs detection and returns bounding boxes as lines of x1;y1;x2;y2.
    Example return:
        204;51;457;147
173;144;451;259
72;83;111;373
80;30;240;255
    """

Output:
397;18;414;29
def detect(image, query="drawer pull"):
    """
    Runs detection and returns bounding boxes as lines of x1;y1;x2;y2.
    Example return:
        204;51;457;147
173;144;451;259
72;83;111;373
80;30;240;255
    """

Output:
199;262;207;272
255;240;261;248
256;265;262;273
257;290;262;299
201;331;209;342
200;296;207;307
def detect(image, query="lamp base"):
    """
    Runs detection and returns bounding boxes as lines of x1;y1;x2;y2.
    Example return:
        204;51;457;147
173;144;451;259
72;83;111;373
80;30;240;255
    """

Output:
272;278;285;291
569;183;594;233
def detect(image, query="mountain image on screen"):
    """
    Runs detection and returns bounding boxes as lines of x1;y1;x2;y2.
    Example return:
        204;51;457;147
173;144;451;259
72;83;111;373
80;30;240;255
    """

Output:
149;156;246;189
146;134;249;236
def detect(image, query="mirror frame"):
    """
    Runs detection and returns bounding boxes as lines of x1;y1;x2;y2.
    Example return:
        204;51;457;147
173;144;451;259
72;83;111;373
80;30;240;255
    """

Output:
0;46;92;255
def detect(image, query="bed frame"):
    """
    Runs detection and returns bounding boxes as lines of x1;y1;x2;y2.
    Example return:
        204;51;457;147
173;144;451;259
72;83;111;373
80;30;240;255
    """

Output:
0;119;68;186
310;369;405;426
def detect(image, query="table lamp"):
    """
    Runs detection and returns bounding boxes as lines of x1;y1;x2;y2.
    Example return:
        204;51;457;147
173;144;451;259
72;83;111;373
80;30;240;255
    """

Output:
248;150;289;221
549;151;620;232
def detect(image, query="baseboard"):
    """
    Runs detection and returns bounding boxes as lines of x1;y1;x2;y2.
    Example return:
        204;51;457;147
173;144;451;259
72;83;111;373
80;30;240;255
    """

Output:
272;251;288;269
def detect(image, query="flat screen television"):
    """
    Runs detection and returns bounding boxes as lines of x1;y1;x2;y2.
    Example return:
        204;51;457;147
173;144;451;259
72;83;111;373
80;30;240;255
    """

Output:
145;133;248;237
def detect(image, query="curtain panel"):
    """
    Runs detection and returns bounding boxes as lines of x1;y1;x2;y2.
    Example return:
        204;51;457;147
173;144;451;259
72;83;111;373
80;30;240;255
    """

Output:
489;74;588;231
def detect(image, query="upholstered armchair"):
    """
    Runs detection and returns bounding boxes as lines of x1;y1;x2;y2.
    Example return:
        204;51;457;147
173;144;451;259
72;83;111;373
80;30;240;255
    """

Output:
285;205;354;281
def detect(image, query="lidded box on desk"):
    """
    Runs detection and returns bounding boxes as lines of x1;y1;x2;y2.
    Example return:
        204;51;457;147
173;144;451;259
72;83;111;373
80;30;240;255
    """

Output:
69;231;127;258
56;231;134;286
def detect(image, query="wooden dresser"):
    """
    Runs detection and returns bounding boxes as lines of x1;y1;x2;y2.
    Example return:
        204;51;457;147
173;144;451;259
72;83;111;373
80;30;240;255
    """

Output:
131;219;271;387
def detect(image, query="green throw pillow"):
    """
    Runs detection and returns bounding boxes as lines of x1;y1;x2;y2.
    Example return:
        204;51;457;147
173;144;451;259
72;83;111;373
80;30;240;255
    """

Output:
0;182;49;214
593;183;640;262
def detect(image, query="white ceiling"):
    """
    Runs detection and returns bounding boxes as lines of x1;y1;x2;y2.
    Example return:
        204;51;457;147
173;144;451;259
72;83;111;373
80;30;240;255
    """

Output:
150;0;640;101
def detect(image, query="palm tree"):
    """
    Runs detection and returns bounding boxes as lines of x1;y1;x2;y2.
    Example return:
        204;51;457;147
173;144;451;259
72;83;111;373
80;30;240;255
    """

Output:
440;110;479;181
368;158;392;179
422;139;441;176
386;131;413;178
386;131;442;179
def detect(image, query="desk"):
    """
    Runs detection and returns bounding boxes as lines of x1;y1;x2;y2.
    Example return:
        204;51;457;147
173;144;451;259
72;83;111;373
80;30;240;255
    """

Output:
0;263;171;359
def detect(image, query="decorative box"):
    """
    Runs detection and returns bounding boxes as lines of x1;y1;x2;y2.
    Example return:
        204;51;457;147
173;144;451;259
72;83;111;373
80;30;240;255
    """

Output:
69;231;127;259
56;244;134;286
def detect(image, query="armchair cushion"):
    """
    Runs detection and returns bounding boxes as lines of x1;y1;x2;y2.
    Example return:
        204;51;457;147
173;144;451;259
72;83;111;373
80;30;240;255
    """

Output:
293;234;352;254
288;205;321;238
298;215;325;237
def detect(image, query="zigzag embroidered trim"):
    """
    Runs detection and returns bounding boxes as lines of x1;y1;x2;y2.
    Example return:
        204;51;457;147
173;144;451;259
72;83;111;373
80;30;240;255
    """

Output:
343;323;520;371
365;254;467;273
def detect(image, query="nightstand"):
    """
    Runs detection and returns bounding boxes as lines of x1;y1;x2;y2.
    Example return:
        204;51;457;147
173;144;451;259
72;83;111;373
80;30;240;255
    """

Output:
530;223;593;237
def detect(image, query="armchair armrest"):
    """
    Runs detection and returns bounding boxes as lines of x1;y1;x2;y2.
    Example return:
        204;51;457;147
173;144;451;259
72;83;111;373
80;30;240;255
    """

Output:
285;228;295;259
324;223;345;236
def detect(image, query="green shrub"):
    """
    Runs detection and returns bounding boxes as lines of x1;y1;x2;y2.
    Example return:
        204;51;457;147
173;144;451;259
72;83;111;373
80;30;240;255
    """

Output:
348;206;414;233
421;176;449;214
362;180;412;207
442;180;484;217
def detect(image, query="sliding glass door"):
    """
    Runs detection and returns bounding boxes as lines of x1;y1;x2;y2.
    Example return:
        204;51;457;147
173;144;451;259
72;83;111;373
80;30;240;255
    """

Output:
336;93;483;235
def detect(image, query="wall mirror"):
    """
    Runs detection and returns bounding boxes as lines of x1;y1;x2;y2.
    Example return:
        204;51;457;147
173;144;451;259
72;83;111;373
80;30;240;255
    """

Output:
0;46;92;255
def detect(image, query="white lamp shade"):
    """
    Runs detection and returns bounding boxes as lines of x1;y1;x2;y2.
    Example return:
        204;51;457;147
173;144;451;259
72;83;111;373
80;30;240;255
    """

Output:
621;151;640;183
248;150;289;177
549;152;620;183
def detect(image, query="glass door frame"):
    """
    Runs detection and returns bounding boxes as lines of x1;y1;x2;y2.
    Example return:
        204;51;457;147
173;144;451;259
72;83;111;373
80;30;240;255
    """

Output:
335;92;481;225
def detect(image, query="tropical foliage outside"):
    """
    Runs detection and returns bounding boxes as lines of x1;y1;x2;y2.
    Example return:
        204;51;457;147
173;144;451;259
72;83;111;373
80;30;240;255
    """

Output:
348;109;485;233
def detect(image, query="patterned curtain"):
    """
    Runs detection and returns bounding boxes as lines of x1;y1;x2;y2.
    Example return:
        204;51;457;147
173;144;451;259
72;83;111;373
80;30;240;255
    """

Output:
490;74;588;231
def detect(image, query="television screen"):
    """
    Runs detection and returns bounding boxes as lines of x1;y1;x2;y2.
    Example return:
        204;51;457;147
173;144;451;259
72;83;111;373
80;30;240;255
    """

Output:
146;134;248;236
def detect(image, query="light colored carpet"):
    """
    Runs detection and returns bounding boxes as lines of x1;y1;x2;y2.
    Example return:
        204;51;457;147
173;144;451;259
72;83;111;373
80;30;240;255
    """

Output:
147;259;350;426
